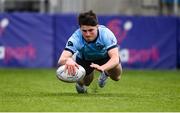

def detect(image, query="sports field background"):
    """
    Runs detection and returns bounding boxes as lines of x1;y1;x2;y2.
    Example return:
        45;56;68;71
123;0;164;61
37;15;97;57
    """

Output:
0;68;179;112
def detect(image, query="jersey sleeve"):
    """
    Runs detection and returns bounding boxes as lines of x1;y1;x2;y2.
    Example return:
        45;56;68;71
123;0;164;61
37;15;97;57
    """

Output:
103;28;118;51
64;33;79;54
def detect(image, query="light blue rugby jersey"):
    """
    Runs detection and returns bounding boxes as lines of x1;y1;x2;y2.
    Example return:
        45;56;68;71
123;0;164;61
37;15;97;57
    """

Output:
65;25;118;61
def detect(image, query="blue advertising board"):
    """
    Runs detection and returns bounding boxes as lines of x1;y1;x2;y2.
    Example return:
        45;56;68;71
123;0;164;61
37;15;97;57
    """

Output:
0;13;54;67
0;13;178;69
177;18;180;68
99;16;177;69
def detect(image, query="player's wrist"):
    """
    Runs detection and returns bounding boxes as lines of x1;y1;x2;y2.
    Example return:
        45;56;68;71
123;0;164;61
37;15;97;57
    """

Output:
66;57;74;63
99;66;105;72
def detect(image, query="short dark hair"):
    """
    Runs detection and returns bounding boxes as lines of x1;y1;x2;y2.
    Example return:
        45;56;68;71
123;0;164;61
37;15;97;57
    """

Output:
78;10;98;26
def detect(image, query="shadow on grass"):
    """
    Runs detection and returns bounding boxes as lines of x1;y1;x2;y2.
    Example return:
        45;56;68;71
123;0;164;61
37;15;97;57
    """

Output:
38;92;126;97
4;91;140;98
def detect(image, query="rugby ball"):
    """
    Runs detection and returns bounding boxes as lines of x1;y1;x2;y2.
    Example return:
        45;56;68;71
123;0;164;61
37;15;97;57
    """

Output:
56;65;86;83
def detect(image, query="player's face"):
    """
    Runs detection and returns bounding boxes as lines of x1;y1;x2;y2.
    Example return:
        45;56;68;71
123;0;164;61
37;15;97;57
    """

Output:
80;25;98;42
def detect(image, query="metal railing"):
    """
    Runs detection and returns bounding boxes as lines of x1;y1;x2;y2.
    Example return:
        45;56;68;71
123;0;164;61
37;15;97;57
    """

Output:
0;0;179;16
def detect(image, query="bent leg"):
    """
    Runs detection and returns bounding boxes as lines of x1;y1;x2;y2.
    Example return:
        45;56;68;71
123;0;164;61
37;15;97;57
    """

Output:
77;71;94;86
107;64;122;81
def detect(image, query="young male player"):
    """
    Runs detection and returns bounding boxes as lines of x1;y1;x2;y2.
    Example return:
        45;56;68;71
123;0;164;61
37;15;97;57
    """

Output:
58;10;122;93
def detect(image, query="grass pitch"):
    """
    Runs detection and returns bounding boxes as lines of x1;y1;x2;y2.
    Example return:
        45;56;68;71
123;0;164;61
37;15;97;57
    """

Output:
0;68;179;112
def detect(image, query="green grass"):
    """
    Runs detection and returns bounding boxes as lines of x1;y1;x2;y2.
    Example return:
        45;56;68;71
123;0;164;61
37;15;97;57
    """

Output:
0;68;180;112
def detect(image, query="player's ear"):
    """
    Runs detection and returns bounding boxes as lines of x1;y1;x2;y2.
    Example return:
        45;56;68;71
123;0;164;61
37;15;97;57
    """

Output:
96;24;99;29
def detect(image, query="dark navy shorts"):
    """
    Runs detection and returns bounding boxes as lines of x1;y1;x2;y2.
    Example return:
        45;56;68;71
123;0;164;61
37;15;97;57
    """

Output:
76;57;110;75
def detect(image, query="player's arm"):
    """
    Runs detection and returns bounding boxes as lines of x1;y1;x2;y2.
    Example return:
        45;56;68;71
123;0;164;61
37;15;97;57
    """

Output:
90;27;121;72
101;47;120;71
58;50;78;75
58;50;73;66
90;47;119;72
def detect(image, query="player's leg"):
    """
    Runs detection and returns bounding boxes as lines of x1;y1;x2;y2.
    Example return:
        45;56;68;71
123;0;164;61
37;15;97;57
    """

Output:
75;72;94;93
83;71;94;86
76;71;94;86
75;57;94;93
97;57;122;87
106;63;122;81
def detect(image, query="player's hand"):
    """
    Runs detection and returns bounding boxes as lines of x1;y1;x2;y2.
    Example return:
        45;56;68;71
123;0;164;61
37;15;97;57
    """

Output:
90;63;104;72
65;58;79;76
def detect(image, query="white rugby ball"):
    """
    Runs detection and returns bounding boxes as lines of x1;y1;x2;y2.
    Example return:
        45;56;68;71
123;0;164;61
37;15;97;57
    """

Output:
56;65;86;83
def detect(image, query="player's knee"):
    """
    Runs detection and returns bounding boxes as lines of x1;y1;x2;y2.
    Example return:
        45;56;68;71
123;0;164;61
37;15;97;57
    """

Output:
84;73;94;86
113;76;120;81
109;64;122;81
84;82;91;86
110;75;119;81
111;72;122;81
